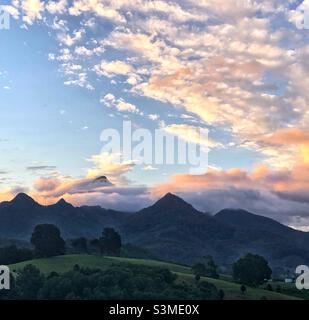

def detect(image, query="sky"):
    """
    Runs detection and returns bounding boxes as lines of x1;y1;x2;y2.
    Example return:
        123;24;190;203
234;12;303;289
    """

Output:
0;0;309;229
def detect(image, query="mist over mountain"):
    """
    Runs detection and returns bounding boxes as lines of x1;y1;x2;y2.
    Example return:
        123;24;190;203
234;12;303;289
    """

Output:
1;192;309;268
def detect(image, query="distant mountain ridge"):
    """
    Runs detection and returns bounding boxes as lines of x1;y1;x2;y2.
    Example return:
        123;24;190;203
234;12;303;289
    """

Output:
0;192;309;268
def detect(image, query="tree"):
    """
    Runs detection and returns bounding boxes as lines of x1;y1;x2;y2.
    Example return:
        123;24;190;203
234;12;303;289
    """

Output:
219;289;225;300
197;281;220;300
203;255;219;279
31;224;65;258
0;245;33;265
16;264;44;299
71;237;88;253
90;238;99;246
192;263;207;277
98;228;122;255
232;253;272;286
191;256;219;279
195;274;201;283
266;283;273;291
240;284;246;295
73;264;80;272
7;264;223;300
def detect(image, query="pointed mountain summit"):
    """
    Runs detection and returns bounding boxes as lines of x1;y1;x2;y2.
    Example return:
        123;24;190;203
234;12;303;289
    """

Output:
11;193;39;207
92;175;112;185
93;175;108;182
151;193;197;212
53;198;74;209
125;193;205;233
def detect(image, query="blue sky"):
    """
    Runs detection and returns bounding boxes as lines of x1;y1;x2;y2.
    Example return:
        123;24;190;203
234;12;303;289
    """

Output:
0;4;261;190
1;0;309;229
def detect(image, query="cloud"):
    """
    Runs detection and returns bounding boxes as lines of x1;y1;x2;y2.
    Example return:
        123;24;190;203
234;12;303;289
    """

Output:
148;114;160;121
26;165;57;171
27;152;136;205
74;46;93;56
142;165;158;171
34;177;60;192
21;0;45;25
149;160;309;226
116;100;139;113
261;128;309;146
46;0;67;14
57;29;84;46
63;72;94;90
0;190;15;202
94;60;134;77
20;0;304;172
258;128;309;166
162;123;222;149
86;153;135;184
101;94;140;114
68;0;125;23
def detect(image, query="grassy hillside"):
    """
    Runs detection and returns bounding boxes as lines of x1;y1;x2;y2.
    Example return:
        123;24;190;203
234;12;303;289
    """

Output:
10;255;190;274
10;254;299;300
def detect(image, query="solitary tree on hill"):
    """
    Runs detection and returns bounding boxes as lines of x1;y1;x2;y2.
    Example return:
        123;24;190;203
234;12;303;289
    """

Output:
233;253;272;286
203;255;219;279
31;224;65;258
98;228;122;255
191;263;207;277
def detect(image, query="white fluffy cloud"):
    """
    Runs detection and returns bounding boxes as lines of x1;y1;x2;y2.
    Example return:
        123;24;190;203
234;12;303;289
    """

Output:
163;124;222;149
101;94;140;114
94;60;134;77
21;0;45;24
57;29;84;46
46;0;67;14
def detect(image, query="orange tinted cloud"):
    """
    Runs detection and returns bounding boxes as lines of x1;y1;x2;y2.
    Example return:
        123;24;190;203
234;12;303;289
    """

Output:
260;128;309;165
261;128;309;145
153;161;309;198
0;190;15;202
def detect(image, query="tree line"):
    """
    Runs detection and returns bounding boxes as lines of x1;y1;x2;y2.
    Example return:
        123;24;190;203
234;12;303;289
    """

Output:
0;224;123;265
0;264;222;300
0;223;273;292
191;253;272;289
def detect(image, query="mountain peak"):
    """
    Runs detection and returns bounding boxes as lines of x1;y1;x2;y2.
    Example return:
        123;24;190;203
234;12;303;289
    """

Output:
93;175;112;185
94;175;107;182
56;198;68;205
11;193;38;206
152;193;196;211
54;198;74;208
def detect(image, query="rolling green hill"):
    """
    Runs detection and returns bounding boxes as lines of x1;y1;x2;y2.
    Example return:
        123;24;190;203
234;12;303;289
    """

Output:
10;254;300;300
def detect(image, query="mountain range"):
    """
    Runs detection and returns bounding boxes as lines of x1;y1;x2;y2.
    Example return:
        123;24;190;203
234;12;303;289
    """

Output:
1;192;309;269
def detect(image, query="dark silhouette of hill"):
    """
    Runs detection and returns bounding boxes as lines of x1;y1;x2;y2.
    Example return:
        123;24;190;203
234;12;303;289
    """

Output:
0;193;128;239
1;192;309;267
